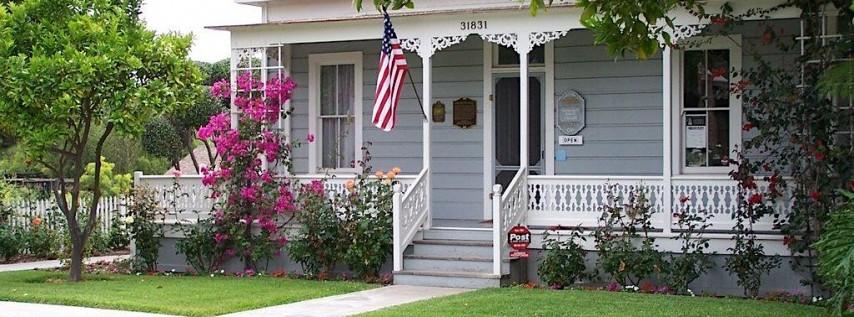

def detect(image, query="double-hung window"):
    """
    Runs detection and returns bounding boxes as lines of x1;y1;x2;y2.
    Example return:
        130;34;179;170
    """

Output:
674;36;742;173
309;52;363;172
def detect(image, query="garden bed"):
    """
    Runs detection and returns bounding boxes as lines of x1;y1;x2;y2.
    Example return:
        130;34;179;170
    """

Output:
361;287;829;317
0;270;374;317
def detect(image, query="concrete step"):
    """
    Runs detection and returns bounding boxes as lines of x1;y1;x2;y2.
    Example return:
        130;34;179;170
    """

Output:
412;239;493;258
422;228;492;241
394;270;502;288
403;255;493;273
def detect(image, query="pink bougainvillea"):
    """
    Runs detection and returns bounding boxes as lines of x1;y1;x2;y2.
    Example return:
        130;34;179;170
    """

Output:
197;72;300;272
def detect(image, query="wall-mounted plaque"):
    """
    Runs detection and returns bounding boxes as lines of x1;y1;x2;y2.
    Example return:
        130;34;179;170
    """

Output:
432;101;446;123
556;90;585;135
453;98;477;128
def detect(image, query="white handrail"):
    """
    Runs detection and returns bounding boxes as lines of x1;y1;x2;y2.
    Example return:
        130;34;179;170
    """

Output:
392;168;429;272
492;166;528;275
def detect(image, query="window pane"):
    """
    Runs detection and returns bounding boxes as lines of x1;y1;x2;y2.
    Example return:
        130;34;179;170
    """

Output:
683;50;705;108
337;64;355;115
685;113;707;167
707;49;730;108
320;65;336;115
496;44;545;66
707;110;730;166
339;118;356;168
321;118;338;168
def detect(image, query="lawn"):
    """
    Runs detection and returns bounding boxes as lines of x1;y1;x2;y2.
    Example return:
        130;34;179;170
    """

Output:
0;270;374;317
362;287;828;317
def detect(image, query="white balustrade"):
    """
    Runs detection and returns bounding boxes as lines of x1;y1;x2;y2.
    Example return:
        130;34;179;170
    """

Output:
393;168;429;271
492;167;528;275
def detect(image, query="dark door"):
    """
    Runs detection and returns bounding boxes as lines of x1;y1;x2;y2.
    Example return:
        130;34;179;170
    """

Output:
493;75;543;190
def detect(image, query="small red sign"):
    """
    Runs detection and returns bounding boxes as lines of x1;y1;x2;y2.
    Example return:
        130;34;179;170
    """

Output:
508;225;531;258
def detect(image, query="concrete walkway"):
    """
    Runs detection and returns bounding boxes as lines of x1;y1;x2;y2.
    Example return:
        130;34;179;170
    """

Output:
219;285;472;317
0;254;130;272
0;301;180;317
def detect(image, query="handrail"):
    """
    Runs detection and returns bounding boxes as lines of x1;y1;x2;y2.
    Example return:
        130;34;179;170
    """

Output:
392;168;429;272
492;166;528;276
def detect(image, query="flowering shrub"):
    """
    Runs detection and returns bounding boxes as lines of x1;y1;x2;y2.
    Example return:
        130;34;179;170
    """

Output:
725;150;781;298
537;225;588;289
287;179;345;278
594;184;666;286
341;150;396;280
26;215;62;258
126;187;166;272
667;196;714;295
0;223;23;261
196;72;298;272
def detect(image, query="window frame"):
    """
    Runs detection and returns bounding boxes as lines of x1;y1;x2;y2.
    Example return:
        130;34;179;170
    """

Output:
308;52;363;174
672;35;743;175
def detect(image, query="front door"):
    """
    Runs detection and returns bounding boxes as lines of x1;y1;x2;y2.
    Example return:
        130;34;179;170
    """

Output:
493;75;544;190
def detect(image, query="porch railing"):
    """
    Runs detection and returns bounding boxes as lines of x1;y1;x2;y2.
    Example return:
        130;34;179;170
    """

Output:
527;175;790;232
133;172;418;222
392;168;429;271
491;166;528;275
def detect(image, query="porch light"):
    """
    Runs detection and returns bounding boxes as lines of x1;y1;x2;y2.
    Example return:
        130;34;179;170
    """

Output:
432;101;445;123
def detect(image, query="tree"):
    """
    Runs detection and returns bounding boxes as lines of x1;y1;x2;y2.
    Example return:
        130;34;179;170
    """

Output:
0;0;200;281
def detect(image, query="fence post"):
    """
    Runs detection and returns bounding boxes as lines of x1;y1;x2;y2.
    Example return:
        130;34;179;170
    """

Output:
492;184;503;276
392;183;403;272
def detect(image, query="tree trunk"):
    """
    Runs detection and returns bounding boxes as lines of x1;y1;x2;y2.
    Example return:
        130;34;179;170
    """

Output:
68;236;85;282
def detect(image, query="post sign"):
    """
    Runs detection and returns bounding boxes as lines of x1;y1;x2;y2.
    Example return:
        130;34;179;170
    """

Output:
508;225;531;258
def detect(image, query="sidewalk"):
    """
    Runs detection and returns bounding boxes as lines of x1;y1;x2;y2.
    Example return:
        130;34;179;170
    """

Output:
220;285;471;317
0;254;131;272
0;301;180;317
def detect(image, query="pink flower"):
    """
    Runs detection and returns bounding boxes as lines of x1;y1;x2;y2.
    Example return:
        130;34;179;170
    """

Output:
170;170;183;178
276;236;288;247
606;281;621;292
306;133;315;143
214;232;229;245
225;248;237;257
308;179;325;196
240;186;259;202
210;79;231;99
748;193;763;205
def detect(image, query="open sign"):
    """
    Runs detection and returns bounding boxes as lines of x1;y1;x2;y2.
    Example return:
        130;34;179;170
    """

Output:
508;225;531;258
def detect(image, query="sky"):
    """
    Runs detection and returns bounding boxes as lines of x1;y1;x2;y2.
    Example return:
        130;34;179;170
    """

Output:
141;0;261;63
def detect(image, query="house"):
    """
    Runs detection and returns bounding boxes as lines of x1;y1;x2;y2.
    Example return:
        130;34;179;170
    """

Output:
136;0;846;292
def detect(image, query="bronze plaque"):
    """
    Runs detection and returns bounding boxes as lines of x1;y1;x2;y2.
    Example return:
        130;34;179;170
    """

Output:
432;101;446;123
453;98;477;128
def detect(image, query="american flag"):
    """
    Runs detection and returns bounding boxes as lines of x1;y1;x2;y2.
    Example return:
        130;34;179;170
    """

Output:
371;11;409;132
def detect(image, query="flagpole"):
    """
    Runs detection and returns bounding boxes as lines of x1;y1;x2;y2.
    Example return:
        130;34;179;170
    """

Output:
408;71;427;120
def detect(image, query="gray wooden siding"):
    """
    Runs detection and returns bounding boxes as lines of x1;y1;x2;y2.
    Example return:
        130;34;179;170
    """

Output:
553;30;664;175
289;37;485;220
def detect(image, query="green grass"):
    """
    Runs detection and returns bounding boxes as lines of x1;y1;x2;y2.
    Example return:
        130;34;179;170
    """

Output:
362;287;829;317
0;270;374;317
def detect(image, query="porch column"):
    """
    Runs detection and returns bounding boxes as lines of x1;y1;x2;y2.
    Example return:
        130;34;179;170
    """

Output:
517;33;530;167
661;46;673;234
420;37;433;229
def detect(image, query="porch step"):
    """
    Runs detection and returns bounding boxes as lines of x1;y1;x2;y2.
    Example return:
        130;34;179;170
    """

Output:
412;239;493;258
393;270;503;288
422;228;492;241
403;255;493;273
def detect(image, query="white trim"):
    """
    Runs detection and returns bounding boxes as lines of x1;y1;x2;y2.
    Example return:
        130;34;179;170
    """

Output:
482;40;493;220
671;35;743;175
308;52;364;174
662;46;673;234
482;39;556;219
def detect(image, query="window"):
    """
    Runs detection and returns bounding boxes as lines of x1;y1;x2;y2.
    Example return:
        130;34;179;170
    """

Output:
494;44;545;67
309;52;363;172
674;36;742;173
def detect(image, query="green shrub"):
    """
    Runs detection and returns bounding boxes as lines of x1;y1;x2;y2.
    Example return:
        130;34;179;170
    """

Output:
594;184;666;286
107;213;130;250
538;226;588;289
24;220;61;259
176;218;224;274
667;200;714;295
814;190;854;316
288;180;345;278
126;187;165;272
341;169;395;280
0;224;23;261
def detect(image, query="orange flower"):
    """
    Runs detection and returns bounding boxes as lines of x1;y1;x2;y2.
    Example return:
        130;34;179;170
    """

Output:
31;217;42;227
345;180;355;192
386;171;397;180
374;170;384;178
391;166;401;174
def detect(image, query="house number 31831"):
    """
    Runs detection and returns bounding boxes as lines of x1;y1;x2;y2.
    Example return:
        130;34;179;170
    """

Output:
460;21;487;31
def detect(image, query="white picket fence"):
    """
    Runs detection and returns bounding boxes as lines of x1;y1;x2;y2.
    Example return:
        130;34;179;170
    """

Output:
4;196;128;233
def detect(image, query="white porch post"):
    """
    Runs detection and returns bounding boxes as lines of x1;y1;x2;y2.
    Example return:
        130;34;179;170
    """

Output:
420;37;433;229
517;33;530;167
662;46;673;234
